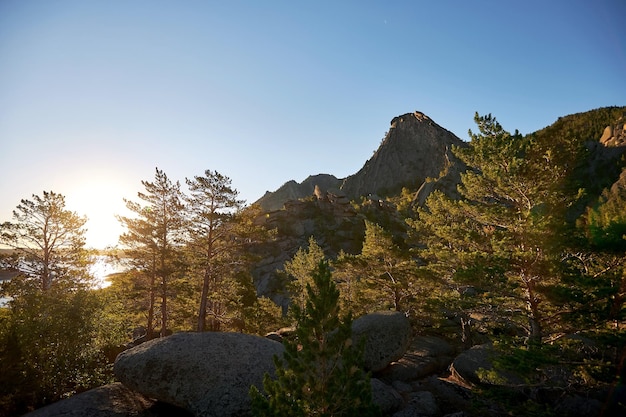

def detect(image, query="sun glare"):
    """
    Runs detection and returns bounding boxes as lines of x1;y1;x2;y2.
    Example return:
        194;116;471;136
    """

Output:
65;178;132;249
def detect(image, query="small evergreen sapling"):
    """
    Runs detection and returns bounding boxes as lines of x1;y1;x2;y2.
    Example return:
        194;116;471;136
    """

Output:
250;260;380;417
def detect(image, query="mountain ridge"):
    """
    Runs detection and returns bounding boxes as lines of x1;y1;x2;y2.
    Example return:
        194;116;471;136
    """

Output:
256;111;464;211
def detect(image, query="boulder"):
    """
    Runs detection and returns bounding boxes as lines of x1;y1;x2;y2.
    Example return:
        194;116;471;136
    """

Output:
379;336;454;381
21;383;190;417
370;378;403;415
449;344;524;387
392;391;440;417
114;332;284;417
554;394;603;417
352;311;411;372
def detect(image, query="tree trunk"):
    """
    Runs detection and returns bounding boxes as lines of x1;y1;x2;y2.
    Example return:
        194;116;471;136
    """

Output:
147;272;156;339
197;266;211;332
525;277;543;345
160;273;167;337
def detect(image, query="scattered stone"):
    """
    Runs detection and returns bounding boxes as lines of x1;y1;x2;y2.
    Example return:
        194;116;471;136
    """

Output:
352;311;411;372
114;332;284;417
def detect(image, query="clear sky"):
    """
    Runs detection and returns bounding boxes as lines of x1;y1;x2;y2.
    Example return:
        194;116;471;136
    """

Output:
1;0;624;249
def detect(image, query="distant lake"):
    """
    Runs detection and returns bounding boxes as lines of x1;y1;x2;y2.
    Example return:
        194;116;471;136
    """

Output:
0;255;123;307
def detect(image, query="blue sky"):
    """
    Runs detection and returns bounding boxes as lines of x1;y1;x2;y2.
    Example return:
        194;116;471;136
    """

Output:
1;0;624;248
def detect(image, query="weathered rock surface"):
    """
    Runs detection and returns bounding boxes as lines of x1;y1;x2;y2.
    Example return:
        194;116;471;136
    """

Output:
256;174;343;212
370;378;404;415
114;332;284;417
21;383;190;417
352;311;411;372
378;335;455;382
392;390;440;417
256;112;465;212
341;111;465;200
449;344;524;387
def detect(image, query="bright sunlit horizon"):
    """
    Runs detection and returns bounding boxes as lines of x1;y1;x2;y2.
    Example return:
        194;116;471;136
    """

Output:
1;1;624;249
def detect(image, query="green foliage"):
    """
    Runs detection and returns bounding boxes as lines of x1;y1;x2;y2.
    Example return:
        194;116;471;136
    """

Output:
0;191;91;291
250;260;380;417
412;113;572;344
117;167;187;337
242;295;287;336
334;221;422;315
284;236;326;313
0;285;127;417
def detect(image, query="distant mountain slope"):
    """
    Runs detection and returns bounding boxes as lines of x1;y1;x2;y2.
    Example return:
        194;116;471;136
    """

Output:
256;111;464;211
256;174;343;212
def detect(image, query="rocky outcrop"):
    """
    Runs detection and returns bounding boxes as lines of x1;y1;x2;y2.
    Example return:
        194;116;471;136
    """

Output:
256;111;465;212
256;174;343;211
251;189;365;306
114;332;284;417
352;311;412;372
340;112;465;200
21;383;189;417
599;118;626;147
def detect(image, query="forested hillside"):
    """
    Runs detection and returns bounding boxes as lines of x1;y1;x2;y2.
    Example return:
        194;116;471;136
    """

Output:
1;107;625;416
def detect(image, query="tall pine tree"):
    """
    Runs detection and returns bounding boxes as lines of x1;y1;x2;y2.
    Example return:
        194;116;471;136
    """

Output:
413;113;568;344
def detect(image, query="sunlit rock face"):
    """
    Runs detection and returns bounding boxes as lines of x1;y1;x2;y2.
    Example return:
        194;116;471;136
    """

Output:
256;111;465;211
340;111;465;200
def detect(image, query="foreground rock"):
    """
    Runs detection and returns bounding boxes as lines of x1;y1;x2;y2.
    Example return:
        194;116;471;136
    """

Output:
21;383;190;417
352;311;411;372
114;332;284;417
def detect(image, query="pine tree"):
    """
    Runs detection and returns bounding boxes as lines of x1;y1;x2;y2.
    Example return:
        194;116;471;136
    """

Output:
413;113;568;344
250;260;380;417
283;236;325;313
185;169;244;332
117;168;186;337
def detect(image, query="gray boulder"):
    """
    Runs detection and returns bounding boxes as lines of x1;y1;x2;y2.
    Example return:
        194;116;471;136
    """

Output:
370;378;403;415
352;311;411;372
449;344;524;387
392;391;440;417
379;335;454;382
554;394;603;417
21;383;187;417
114;332;284;417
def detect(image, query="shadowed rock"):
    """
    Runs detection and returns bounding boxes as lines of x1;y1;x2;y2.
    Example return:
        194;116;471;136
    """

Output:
352;311;411;372
114;332;284;417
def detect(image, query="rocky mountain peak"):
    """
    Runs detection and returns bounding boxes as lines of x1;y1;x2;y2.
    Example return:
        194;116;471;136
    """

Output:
255;111;465;211
339;111;464;199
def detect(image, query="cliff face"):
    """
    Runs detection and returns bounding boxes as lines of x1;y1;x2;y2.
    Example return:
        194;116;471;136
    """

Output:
340;111;465;200
256;111;465;211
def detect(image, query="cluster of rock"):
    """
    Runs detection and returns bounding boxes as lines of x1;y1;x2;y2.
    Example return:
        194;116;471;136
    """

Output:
23;310;621;417
251;188;366;308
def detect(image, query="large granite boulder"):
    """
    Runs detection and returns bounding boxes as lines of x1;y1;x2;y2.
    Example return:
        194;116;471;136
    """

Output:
378;335;455;382
21;383;189;417
352;311;411;372
114;332;284;417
